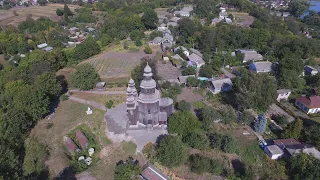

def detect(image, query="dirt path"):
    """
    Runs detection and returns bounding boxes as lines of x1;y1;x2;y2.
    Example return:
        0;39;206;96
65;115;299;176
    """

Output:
68;96;106;111
69;90;127;95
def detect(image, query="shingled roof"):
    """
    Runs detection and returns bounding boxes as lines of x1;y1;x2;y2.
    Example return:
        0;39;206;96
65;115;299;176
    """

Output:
75;131;89;149
296;96;320;109
64;137;78;153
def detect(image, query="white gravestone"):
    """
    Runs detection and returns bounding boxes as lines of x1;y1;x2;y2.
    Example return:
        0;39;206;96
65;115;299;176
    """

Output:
86;107;93;115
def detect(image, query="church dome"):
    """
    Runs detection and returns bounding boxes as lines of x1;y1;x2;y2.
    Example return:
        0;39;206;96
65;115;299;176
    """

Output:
129;78;134;84
144;64;152;73
126;86;132;93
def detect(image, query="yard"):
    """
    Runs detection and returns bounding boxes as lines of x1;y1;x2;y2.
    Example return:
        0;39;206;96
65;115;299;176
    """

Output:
71;92;126;107
0;4;79;27
30;100;136;179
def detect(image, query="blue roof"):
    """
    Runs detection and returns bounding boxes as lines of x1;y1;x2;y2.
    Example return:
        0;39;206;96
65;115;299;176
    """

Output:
198;77;209;81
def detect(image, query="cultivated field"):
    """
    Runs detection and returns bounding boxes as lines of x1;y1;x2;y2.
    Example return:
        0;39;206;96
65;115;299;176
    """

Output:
0;4;79;27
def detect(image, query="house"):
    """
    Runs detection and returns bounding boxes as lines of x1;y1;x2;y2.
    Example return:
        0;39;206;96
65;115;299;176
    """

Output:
209;78;233;94
170;17;181;23
249;61;272;73
64;137;78;154
171;54;183;61
96;82;106;90
182;6;193;13
37;43;48;49
304;65;319;76
238;16;254;27
174;46;189;57
174;11;190;17
224;17;232;24
178;75;196;84
212;17;222;25
140;164;169;180
188;53;205;68
282;12;290;17
264;145;284;159
295;96;320;114
237;49;263;63
149;37;162;45
276;89;291;102
167;22;178;27
75;131;89;149
189;48;203;58
87;27;95;32
43;46;53;52
286;144;320;160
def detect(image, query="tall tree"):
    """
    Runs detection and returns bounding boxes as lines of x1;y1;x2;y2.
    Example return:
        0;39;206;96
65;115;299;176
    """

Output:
253;113;267;133
282;119;303;139
34;72;62;98
168;111;201;136
157;135;187;168
71;63;100;90
141;8;158;29
74;36;101;61
63;4;73;16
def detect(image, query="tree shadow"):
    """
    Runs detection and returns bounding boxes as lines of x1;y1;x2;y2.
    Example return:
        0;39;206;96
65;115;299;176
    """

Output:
156;134;168;144
231;159;246;177
53;166;76;180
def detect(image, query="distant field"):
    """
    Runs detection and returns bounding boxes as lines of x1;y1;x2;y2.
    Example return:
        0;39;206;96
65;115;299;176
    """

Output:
0;4;79;27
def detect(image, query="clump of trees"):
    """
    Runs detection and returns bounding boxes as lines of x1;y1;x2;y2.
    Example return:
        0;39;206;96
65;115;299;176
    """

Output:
74;36;101;61
282;119;303;139
71;63;100;90
114;157;141;180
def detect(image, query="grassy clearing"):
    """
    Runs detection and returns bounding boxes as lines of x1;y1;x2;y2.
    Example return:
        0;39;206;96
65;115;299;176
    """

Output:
89;141;137;180
30;100;110;177
71;92;126;107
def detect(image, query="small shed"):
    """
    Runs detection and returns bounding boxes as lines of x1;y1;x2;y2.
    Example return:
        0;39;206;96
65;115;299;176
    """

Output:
64;137;78;154
265;145;283;160
96;82;106;90
75;131;89;149
43;46;54;52
37;43;48;49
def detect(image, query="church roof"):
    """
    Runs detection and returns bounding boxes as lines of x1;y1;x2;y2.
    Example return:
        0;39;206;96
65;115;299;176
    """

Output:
144;63;152;73
160;97;173;107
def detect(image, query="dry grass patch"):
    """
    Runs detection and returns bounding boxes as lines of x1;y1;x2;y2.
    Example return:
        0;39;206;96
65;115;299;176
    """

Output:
71;92;126;107
30;100;110;177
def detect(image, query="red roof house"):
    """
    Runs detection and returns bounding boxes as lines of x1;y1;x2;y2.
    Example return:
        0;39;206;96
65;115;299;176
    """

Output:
64;137;78;153
295;96;320;114
273;138;301;148
75;131;89;149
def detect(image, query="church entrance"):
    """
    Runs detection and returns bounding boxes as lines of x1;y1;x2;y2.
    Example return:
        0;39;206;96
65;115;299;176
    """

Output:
147;120;153;131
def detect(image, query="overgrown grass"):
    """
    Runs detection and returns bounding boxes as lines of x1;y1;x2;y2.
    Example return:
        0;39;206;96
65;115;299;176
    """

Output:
72;92;126;107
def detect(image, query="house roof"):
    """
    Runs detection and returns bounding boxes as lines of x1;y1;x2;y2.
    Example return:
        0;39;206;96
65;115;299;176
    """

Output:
210;78;233;91
285;144;320;159
251;61;272;72
43;46;53;52
37;43;48;49
75;131;89;149
296;96;320;109
273;138;301;147
174;46;188;52
96;82;106;88
267;145;283;155
189;48;203;58
174;11;190;16
277;89;291;95
170;17;180;22
167;22;178;27
178;75;195;84
151;37;162;44
212;17;222;23
140;164;169;180
305;65;318;73
64;137;78;153
171;54;183;60
188;53;204;65
240;50;263;62
181;6;193;12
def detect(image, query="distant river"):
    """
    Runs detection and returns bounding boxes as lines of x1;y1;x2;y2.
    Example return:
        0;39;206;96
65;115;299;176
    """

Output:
301;0;320;18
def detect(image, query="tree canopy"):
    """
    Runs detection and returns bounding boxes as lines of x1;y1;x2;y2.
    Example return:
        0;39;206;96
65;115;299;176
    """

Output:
71;63;100;90
168;111;201;136
114;157;141;180
141;8;158;29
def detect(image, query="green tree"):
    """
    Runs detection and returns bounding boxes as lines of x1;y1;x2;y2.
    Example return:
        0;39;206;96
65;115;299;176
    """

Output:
199;65;214;78
63;4;73;16
289;153;320;180
141;8;158;29
302;125;320;149
114;157;141;180
200;107;221;131
74;36;101;61
282;119;303;139
289;0;309;17
182;66;196;76
56;8;64;16
23;137;49;176
182;131;209;150
37;0;47;6
71;63;100;90
168;111;201;136
157;135;187;168
34;72;62;98
189;154;224;175
105;100;113;109
144;45;152;54
186;76;199;87
176;100;191;111
220;105;236;124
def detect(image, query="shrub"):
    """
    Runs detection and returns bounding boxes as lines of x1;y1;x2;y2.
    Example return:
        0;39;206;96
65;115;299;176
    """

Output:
60;94;69;101
123;41;129;50
135;40;143;47
189;154;224;175
46;123;54;129
105;100;114;109
176;100;191;111
182;131;209;150
144;46;152;54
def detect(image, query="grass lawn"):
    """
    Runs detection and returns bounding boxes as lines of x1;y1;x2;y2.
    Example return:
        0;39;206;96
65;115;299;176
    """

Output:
71;92;126;107
30;100;111;177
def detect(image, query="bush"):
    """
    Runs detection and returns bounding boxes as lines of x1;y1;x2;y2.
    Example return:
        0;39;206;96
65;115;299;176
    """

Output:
208;133;239;154
144;45;152;54
46;123;54;129
123;41;129;50
182;131;209;150
114;157;141;180
186;77;199;87
135;40;142;47
189;154;224;175
105;100;114;109
60;94;69;101
176;100;191;111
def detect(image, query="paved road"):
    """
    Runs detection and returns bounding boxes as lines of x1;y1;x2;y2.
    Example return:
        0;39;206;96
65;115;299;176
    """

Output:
221;68;236;78
69;90;126;95
68;96;107;111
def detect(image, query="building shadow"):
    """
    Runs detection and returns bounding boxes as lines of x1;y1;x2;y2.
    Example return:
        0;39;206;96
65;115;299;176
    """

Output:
53;166;76;180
